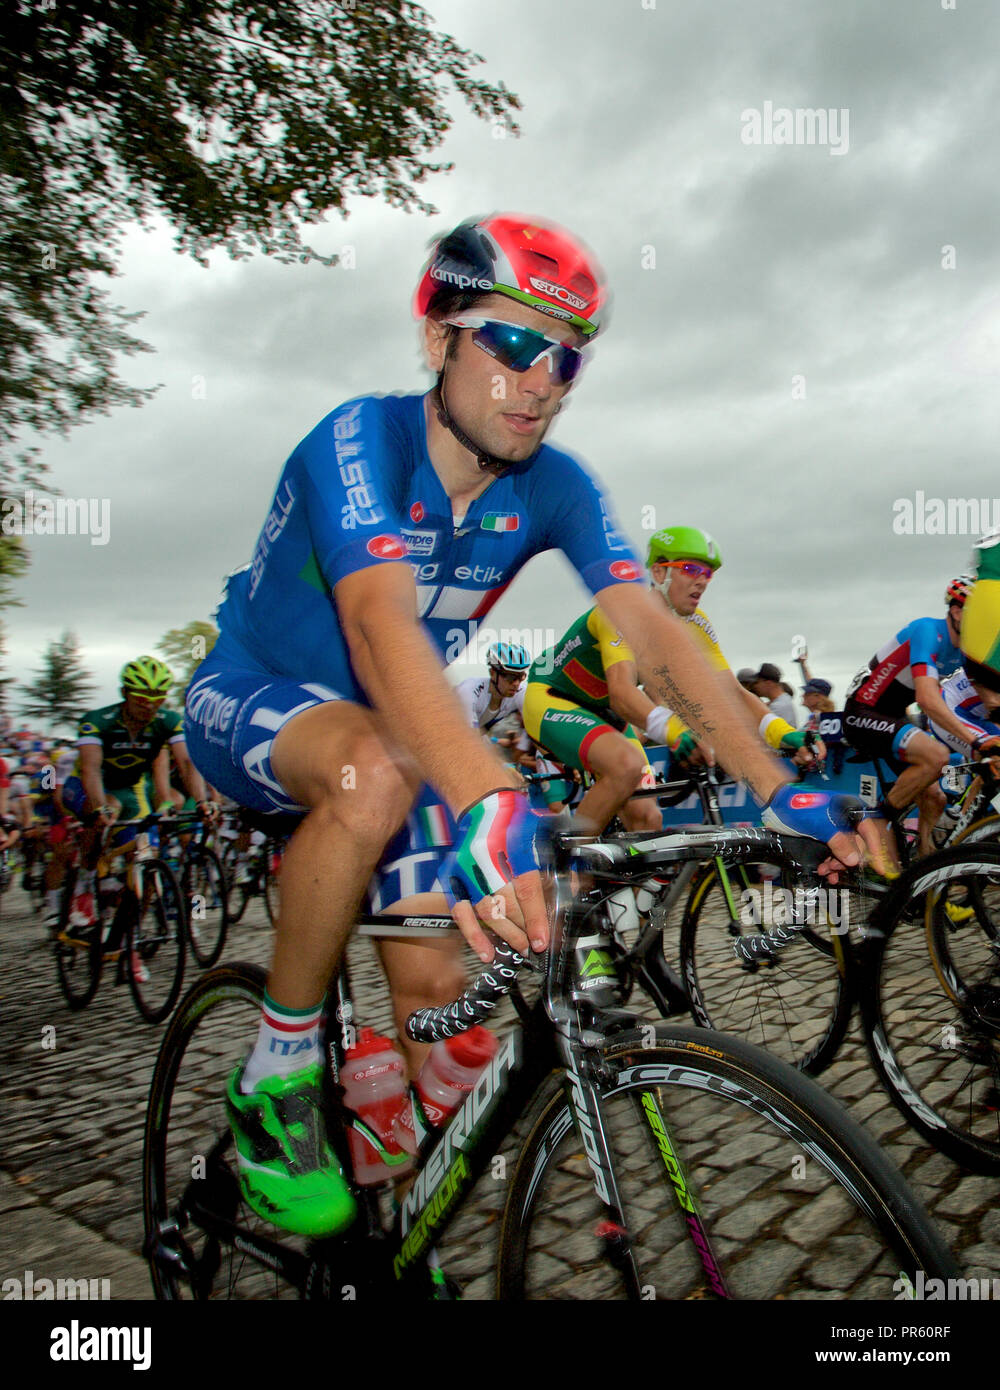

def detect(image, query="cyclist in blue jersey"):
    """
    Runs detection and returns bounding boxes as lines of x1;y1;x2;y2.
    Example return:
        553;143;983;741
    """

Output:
184;212;871;1239
843;578;978;859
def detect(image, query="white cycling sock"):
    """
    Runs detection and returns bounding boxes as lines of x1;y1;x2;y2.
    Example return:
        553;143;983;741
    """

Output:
241;994;324;1093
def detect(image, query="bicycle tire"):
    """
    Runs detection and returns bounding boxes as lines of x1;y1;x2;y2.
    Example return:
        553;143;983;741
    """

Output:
127;858;186;1024
143;962;308;1300
54;865;103;1010
948;811;1000;849
496;1024;957;1299
678;858;856;1074
947;815;1000;937
263;844;281;928
182;848;229;968
219;842;251;923
861;844;1000;1171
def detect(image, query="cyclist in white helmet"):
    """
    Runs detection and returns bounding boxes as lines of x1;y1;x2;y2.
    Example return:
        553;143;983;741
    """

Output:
455;641;531;734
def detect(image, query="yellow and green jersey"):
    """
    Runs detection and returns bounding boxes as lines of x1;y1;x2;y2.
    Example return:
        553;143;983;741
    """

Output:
534;604;728;711
76;703;184;792
533;606;639;711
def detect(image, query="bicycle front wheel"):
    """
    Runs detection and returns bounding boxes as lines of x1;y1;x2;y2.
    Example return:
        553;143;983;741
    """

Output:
143;962;308;1299
127;858;186;1024
861;845;1000;1171
497;1025;956;1299
679;859;857;1073
182;848;229;968
54;866;103;1010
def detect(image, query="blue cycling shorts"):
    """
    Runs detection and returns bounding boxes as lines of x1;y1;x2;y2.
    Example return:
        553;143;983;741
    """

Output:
183;650;345;815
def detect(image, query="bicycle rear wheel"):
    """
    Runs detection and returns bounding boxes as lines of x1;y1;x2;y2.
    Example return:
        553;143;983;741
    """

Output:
54;865;103;1010
861;845;1000;1171
182;848;229;968
678;859;858;1073
127;858;186;1024
143;962;309;1299
497;1025;956;1299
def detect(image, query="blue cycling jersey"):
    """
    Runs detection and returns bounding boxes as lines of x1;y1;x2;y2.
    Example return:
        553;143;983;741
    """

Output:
213;391;641;699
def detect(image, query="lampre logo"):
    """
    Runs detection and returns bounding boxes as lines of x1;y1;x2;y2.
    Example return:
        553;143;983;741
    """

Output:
367;535;406;559
400;528;436;556
410;502;425;524
529;276;588;311
789;793;825;808
431;265;493;292
609;560;641;581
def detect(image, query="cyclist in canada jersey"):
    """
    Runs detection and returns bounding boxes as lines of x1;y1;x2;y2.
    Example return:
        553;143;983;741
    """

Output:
843;579;979;859
183;212;869;1242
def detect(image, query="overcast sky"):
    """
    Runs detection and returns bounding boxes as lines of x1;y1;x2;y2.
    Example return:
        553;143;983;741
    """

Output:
7;0;1000;723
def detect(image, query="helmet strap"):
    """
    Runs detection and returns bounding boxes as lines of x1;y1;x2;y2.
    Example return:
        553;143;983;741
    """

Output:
650;576;680;617
432;343;543;477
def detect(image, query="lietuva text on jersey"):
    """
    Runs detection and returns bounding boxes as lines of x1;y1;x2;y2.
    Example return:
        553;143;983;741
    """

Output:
846;618;962;716
214;393;641;700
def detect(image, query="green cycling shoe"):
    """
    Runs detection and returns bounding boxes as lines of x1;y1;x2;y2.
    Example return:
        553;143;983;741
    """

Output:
225;1062;357;1238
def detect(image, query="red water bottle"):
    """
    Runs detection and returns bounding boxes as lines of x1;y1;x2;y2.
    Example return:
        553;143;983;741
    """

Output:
341;1028;415;1185
394;1027;499;1148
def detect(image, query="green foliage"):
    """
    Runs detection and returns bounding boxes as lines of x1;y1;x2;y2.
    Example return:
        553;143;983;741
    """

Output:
0;0;520;466
19;630;96;731
157;620;219;707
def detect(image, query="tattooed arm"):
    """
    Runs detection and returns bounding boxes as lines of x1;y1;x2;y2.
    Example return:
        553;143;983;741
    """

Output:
596;583;787;803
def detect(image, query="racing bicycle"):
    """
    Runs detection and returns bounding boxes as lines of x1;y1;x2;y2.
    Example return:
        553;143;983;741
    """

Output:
142;817;957;1300
55;814;186;1023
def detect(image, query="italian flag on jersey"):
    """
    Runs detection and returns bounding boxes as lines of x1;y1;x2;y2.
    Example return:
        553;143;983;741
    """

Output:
481;512;519;532
416;804;452;847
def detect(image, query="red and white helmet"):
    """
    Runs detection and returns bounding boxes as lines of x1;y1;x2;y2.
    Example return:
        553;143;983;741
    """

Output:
946;575;975;609
413;214;608;337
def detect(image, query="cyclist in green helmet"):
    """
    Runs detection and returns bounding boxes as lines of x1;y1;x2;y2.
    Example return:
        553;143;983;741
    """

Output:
61;657;217;923
644;526;825;772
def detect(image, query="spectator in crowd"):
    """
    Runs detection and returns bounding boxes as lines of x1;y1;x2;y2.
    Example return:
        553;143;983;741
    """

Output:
801;677;836;732
739;663;798;727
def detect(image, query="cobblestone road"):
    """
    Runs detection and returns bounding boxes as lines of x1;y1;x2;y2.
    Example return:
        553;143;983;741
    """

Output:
2;880;998;1301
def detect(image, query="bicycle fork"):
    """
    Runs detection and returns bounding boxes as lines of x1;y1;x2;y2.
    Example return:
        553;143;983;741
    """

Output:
557;1034;732;1300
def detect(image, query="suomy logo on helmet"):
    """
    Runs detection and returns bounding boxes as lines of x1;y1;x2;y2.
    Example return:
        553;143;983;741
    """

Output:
367;535;407;560
431;265;493;292
610;560;641;581
529;277;588;311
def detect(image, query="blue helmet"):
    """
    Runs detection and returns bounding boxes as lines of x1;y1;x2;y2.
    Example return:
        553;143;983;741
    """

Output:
487;641;531;674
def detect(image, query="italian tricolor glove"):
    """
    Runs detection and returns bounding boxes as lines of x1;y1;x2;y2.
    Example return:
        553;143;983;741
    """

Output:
442;789;540;904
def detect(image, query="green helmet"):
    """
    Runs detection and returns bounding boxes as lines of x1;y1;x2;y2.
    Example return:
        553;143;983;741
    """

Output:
646;526;722;571
121;655;173;697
